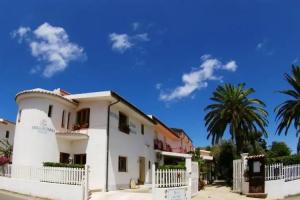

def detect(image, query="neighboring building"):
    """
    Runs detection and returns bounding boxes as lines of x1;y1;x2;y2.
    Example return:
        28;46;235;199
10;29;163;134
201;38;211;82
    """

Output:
0;118;15;145
171;128;194;153
13;88;193;192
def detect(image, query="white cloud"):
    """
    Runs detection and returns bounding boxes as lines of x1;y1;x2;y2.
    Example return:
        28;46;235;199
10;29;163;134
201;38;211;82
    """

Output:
109;33;133;53
256;39;274;55
159;55;238;102
134;33;150;41
132;22;140;31
12;22;85;77
11;26;31;42
109;32;150;53
256;42;264;50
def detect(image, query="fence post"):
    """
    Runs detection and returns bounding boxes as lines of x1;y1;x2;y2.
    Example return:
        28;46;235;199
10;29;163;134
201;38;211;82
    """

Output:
152;163;156;190
84;165;89;200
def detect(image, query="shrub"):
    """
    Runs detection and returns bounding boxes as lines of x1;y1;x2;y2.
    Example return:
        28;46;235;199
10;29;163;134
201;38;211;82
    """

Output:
43;162;84;168
266;155;300;165
157;165;186;170
0;156;9;165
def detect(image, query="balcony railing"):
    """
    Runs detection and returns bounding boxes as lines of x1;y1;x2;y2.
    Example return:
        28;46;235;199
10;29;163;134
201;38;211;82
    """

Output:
154;139;173;152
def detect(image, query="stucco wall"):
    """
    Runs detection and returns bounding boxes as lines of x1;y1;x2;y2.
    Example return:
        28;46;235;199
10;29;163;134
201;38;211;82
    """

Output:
266;179;300;199
13;96;75;166
108;108;156;190
0;176;83;200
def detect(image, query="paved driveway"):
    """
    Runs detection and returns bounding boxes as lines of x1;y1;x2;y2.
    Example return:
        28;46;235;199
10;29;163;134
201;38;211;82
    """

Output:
192;185;273;200
0;190;46;200
92;191;151;200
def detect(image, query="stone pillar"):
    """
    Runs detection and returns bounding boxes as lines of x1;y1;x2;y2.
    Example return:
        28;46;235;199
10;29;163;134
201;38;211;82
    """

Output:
185;156;192;200
241;153;249;194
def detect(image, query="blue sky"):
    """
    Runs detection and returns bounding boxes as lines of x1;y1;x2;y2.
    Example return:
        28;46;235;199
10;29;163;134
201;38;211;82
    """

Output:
1;0;300;152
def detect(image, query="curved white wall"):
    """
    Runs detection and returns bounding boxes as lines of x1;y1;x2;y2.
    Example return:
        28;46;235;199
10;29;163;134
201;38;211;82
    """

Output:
13;95;75;166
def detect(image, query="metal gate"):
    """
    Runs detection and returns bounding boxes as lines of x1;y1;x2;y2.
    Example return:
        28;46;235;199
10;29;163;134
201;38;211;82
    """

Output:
233;159;243;193
191;162;199;196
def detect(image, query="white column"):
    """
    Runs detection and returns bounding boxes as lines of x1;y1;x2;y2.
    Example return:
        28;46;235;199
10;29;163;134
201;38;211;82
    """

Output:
241;153;249;194
185;156;192;200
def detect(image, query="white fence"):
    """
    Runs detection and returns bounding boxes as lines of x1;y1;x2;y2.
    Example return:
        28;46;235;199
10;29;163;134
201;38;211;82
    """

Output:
265;163;300;199
0;164;85;185
154;168;187;188
265;163;300;182
233;159;243;193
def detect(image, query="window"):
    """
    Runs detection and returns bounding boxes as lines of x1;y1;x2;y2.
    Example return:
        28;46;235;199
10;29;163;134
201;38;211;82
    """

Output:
48;105;53;117
60;152;70;164
141;124;144;135
76;108;90;128
67;112;71;129
18;109;22;123
148;161;151;170
118;112;129;134
61;110;65;128
118;156;127;172
5;131;9;139
74;154;86;165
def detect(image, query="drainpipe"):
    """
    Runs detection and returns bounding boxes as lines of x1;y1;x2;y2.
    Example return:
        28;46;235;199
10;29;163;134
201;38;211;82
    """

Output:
105;99;120;192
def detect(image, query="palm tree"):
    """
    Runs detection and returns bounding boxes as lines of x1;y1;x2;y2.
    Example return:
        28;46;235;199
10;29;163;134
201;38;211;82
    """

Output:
275;65;300;154
204;83;268;153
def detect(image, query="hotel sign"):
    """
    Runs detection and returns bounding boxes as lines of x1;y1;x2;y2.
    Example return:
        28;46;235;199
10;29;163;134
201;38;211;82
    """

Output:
32;120;55;134
167;188;187;200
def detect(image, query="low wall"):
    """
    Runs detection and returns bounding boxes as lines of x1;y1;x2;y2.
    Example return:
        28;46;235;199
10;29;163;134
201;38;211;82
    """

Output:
266;179;300;199
0;176;84;200
153;186;189;200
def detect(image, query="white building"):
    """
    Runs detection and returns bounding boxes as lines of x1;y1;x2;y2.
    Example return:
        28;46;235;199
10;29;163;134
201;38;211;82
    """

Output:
13;88;194;192
0;118;15;146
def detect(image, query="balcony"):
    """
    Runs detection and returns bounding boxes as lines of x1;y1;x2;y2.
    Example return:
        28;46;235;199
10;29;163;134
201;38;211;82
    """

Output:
56;124;89;140
154;139;173;152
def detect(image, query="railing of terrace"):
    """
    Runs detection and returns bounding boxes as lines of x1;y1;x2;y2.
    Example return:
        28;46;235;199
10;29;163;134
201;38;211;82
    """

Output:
154;168;187;188
0;164;85;185
265;163;300;182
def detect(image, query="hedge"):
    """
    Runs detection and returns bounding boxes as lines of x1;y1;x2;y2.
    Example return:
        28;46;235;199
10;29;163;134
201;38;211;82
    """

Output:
43;162;85;168
158;165;186;170
266;155;300;165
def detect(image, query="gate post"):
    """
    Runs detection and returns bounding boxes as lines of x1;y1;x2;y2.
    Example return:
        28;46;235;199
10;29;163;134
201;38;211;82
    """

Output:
241;153;249;194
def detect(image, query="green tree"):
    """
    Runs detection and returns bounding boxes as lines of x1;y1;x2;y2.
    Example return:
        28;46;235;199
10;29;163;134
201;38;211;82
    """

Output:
204;83;269;153
268;141;291;158
275;66;300;154
211;140;237;184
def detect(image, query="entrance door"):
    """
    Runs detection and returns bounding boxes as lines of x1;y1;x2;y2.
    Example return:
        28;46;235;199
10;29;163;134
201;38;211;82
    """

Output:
249;158;265;193
139;157;146;184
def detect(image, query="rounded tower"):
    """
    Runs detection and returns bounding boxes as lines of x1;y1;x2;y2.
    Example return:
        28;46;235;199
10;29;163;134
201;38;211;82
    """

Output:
13;88;77;166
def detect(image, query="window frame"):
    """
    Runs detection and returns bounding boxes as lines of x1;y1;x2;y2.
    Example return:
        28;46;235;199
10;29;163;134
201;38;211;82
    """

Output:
18;109;22;123
76;108;90;129
61;110;65;128
67;112;71;129
5;131;9;139
118;112;130;134
48;105;53;118
118;156;127;172
141;124;144;135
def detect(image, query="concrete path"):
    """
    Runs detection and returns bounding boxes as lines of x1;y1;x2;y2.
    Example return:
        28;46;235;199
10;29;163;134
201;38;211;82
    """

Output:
0;190;46;200
92;191;152;200
192;185;273;200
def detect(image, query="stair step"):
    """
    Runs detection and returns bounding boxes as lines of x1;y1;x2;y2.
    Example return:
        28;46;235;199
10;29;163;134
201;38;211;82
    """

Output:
246;193;268;198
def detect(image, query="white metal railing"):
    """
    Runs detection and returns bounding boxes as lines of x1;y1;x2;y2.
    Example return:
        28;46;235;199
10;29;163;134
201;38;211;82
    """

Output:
0;164;85;185
265;163;300;182
154;168;187;188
